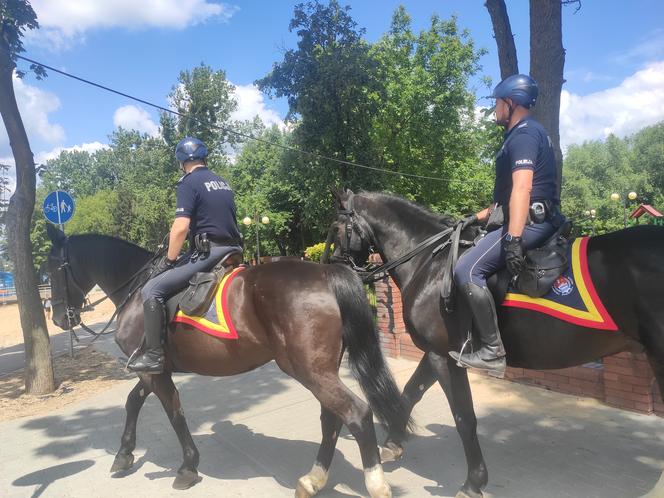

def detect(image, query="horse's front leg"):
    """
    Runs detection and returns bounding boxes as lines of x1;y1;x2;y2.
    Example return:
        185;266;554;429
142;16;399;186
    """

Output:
111;378;152;473
381;355;436;462
428;352;488;498
148;372;201;490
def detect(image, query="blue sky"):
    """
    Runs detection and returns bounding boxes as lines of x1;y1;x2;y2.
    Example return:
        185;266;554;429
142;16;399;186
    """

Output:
2;0;664;190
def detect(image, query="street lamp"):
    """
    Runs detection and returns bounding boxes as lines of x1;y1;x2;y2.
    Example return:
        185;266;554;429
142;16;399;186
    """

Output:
242;213;270;264
610;191;637;229
584;208;597;236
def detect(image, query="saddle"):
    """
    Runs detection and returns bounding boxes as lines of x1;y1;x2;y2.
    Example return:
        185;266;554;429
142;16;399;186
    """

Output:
166;249;243;321
487;221;572;303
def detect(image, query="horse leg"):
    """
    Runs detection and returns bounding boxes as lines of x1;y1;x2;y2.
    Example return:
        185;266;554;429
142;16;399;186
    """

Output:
295;406;342;498
303;377;391;498
381;356;436;462
428;352;488;498
111;379;152;473
147;373;201;490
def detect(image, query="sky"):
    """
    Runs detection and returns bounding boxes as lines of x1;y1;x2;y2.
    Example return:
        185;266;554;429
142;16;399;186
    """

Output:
1;0;664;194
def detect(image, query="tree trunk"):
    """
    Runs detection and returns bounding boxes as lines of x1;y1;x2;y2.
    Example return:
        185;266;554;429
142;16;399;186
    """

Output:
485;0;519;78
0;34;55;394
529;0;565;199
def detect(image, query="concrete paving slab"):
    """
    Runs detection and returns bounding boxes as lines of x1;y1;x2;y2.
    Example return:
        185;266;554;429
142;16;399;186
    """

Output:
0;357;663;498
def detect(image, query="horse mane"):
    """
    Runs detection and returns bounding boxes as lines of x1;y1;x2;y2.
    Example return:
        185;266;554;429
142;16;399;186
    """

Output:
361;192;457;228
68;233;153;257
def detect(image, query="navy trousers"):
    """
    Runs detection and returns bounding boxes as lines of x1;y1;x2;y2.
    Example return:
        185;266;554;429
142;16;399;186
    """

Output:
141;245;242;304
453;222;556;288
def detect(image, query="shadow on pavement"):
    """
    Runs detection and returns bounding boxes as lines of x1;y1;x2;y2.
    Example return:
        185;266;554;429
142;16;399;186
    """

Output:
13;460;95;498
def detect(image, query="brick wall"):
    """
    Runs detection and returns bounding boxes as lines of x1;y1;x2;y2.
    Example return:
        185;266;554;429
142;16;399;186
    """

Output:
374;276;663;416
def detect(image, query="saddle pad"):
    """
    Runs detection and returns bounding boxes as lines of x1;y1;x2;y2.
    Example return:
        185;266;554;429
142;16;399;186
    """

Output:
502;237;618;330
172;266;245;339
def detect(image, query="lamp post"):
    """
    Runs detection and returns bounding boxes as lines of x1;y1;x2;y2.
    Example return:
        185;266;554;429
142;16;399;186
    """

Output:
610;191;637;229
584;208;597;236
242;213;270;264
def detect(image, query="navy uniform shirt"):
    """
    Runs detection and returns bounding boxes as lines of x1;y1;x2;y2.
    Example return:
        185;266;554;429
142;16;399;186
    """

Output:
175;167;241;244
492;117;559;206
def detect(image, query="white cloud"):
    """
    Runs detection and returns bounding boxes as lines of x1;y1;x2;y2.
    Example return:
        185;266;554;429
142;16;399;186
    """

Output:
231;83;284;129
0;73;65;158
560;61;664;149
113;105;160;136
613;28;664;65
0;143;109;197
28;0;239;50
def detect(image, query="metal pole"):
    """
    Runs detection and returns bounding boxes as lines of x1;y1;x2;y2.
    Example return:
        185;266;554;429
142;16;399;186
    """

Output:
255;212;261;265
623;198;628;229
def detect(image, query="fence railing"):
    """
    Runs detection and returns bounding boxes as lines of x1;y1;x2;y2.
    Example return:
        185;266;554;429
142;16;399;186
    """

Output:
0;284;51;304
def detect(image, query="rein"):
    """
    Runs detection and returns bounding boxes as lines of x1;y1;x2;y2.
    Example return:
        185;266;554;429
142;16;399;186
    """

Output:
53;238;160;337
330;193;465;284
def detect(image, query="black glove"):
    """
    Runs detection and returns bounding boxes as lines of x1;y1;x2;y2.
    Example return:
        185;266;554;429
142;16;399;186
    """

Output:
154;256;176;276
503;236;525;276
460;213;478;229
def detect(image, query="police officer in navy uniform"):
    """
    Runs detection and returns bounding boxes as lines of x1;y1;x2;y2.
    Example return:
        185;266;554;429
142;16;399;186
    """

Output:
449;74;563;377
129;137;242;373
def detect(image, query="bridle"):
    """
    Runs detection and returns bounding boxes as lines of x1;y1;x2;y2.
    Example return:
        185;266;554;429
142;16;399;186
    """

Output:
51;238;156;336
329;193;377;272
328;193;467;285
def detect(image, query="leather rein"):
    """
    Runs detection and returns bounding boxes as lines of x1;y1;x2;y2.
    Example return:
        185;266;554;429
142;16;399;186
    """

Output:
327;194;472;288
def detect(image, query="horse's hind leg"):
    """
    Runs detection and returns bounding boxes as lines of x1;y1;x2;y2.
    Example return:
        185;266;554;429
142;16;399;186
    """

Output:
295;406;342;498
147;373;201;490
381;355;436;462
300;376;390;498
111;378;152;473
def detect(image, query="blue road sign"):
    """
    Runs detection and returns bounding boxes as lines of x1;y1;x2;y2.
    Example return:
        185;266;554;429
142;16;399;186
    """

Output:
43;190;75;225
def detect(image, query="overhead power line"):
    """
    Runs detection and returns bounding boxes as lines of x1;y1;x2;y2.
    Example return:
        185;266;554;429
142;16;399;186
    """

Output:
12;52;473;184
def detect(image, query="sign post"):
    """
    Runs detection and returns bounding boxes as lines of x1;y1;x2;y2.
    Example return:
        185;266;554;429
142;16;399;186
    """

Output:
43;190;76;355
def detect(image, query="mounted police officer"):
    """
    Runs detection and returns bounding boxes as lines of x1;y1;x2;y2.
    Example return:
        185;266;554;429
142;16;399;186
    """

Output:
128;137;242;373
449;74;563;377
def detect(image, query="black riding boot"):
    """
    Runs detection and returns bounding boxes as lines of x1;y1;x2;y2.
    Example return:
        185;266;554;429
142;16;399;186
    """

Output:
128;298;165;373
449;282;506;378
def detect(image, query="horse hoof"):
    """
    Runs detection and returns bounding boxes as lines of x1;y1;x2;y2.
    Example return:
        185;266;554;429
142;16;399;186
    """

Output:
455;489;483;498
380;443;404;463
172;469;201;490
110;453;134;473
295;481;315;498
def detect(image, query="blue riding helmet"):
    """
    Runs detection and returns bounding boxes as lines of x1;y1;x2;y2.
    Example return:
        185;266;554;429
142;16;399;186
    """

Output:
175;137;208;163
491;74;539;108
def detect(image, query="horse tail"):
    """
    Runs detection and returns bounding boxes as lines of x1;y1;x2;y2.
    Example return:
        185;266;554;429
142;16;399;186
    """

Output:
326;265;413;440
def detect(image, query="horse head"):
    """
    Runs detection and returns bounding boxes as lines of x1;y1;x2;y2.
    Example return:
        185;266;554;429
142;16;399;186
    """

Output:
46;224;92;329
329;189;376;269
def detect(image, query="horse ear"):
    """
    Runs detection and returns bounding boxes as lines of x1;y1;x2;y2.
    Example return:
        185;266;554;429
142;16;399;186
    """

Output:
46;223;66;246
330;186;345;207
345;188;354;196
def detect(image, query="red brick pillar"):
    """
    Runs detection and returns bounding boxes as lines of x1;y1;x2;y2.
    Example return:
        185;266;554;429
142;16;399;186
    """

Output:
603;352;656;413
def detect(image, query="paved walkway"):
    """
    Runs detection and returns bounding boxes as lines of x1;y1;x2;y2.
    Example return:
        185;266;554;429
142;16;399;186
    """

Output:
1;355;663;498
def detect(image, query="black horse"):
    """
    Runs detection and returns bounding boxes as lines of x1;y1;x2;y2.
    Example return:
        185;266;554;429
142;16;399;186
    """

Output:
46;224;410;498
331;190;664;498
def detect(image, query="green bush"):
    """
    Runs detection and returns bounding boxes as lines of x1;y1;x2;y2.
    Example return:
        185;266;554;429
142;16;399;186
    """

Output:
304;242;330;262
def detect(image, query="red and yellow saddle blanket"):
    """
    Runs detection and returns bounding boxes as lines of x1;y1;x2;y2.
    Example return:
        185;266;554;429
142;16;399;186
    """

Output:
502;237;617;330
172;266;245;339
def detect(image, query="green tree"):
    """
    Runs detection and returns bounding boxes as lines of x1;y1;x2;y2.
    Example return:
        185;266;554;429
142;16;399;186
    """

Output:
370;8;496;214
1;0;55;394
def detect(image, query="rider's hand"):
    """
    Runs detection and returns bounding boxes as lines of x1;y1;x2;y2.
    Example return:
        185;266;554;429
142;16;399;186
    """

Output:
154;256;176;275
503;236;525;276
460;213;478;228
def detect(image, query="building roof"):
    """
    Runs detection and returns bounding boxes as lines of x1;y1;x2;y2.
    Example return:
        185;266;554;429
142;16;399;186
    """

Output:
629;204;664;219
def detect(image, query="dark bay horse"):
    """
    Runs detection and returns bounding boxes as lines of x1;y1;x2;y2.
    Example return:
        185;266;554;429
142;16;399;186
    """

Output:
331;190;664;498
46;224;410;498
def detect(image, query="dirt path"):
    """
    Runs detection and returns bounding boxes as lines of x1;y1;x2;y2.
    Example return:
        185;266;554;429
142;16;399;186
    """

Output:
0;290;116;348
0;292;133;421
